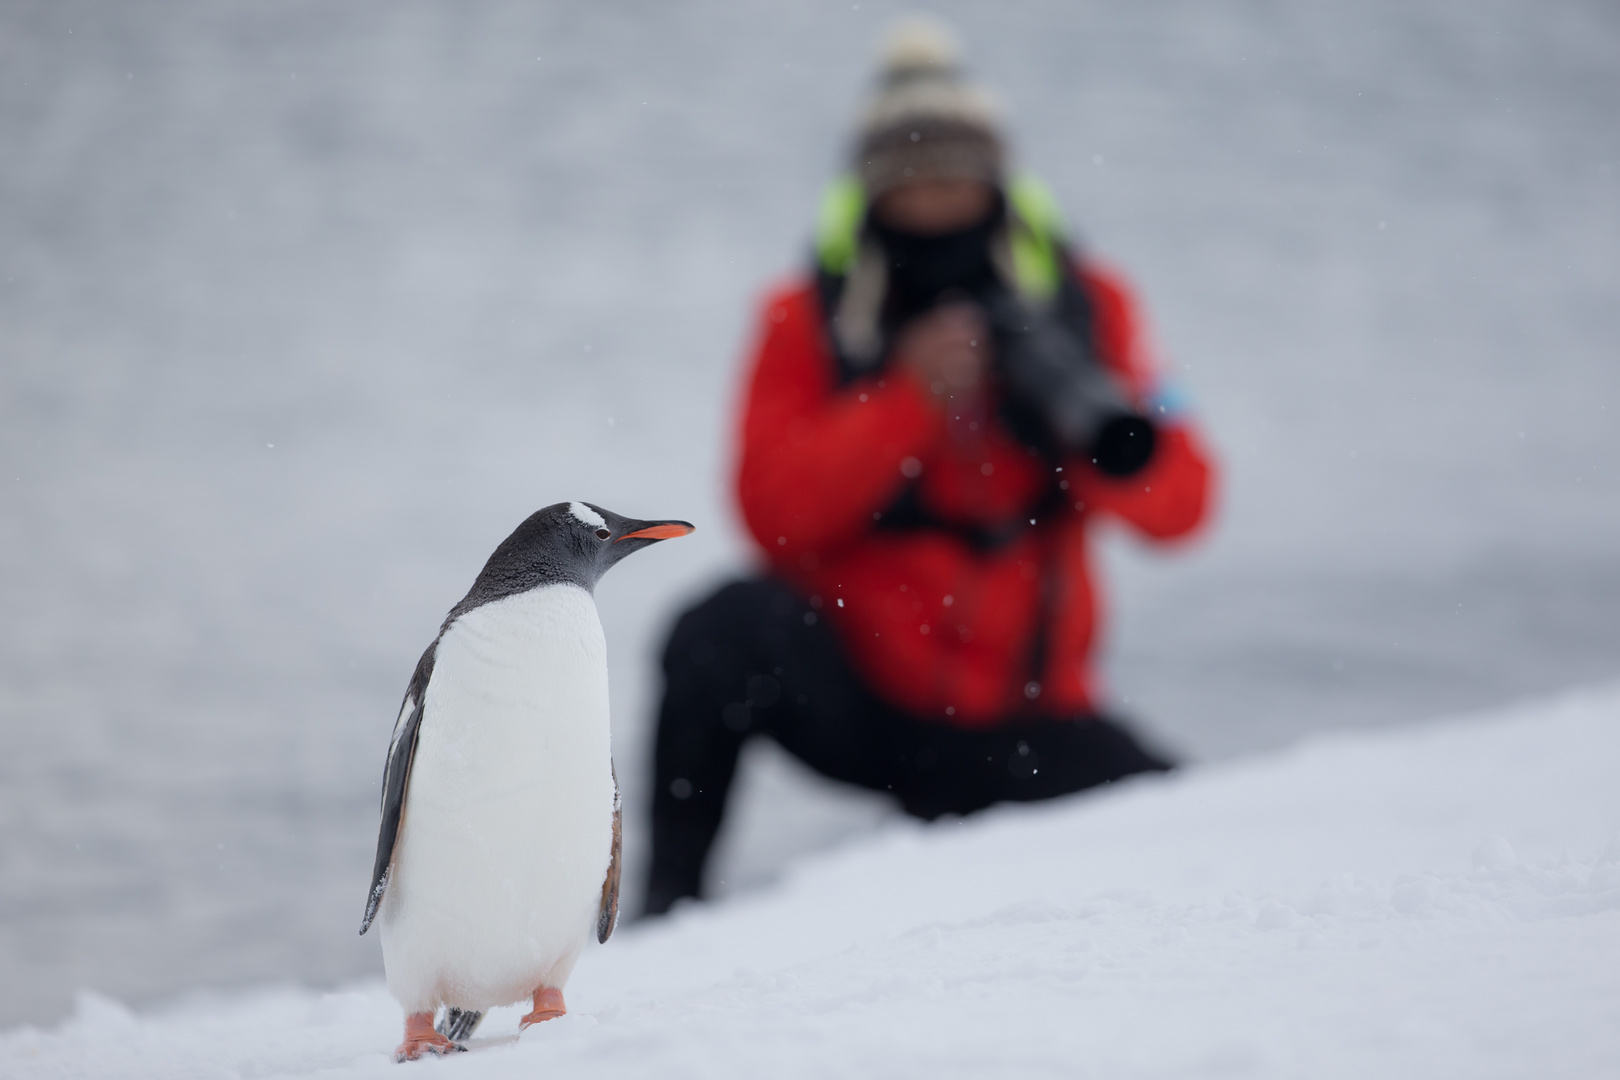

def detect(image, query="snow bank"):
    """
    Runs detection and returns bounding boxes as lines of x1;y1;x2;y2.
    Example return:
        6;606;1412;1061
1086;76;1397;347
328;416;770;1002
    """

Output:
8;685;1619;1079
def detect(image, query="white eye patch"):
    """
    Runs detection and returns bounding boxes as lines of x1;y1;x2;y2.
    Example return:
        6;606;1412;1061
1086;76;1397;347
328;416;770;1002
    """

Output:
569;502;607;530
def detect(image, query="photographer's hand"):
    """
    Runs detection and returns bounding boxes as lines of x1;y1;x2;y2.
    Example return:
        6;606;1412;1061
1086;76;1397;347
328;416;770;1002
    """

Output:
893;302;990;406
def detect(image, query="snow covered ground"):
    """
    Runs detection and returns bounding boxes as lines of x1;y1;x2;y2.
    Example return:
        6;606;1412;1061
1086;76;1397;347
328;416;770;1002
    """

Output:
2;0;1619;1031
8;684;1620;1078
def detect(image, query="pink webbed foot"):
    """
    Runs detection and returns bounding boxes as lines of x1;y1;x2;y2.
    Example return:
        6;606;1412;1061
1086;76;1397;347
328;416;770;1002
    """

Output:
395;1011;465;1062
518;987;566;1030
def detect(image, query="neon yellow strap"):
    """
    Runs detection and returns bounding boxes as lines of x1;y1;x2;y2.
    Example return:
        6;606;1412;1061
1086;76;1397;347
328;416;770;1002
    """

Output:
1006;174;1065;301
815;175;867;275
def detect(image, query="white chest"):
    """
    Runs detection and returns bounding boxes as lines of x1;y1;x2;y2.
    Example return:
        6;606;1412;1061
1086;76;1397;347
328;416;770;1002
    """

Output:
414;584;612;811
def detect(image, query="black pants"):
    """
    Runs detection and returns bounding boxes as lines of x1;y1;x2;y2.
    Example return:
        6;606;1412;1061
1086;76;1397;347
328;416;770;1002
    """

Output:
645;578;1172;915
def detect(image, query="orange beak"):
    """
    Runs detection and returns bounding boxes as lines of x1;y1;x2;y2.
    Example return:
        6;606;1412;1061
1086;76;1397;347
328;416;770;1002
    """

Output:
615;522;696;543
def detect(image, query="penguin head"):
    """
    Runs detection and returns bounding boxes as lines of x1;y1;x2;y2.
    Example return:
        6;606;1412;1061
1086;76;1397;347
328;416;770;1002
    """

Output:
570;501;696;583
451;501;694;616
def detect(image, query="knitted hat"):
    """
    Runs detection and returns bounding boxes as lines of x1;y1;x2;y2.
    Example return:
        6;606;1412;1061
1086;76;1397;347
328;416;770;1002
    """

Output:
853;16;1005;198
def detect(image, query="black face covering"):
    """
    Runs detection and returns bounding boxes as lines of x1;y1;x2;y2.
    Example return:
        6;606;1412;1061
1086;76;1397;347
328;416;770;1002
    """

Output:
870;209;1001;321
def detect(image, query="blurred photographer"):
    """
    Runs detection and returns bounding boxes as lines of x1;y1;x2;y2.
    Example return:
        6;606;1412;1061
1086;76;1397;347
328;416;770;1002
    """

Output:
644;20;1216;915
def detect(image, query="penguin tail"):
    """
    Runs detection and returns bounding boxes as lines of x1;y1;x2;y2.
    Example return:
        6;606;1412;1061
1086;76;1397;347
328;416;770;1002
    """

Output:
438;1008;485;1042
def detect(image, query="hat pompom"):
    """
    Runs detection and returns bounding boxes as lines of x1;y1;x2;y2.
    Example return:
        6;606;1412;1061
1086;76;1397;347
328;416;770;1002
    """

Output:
879;15;962;77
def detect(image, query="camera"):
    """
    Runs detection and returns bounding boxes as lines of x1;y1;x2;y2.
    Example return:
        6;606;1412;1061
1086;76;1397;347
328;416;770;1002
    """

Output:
983;291;1157;478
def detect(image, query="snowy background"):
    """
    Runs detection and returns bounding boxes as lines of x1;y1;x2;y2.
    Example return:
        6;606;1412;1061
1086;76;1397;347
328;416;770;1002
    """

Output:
2;0;1618;1040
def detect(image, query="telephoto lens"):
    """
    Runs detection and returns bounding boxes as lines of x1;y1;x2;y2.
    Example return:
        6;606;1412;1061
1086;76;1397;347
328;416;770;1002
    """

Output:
985;291;1158;477
1088;413;1157;477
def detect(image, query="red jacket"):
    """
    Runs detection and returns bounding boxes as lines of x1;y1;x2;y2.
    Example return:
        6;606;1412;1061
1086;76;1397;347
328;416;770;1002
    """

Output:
736;263;1216;728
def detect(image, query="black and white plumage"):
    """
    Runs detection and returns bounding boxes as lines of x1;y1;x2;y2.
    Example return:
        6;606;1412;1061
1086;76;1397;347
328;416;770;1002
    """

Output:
359;501;690;1038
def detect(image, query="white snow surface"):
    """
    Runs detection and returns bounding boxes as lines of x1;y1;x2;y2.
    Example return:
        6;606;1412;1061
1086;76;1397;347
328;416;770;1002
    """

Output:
8;684;1619;1079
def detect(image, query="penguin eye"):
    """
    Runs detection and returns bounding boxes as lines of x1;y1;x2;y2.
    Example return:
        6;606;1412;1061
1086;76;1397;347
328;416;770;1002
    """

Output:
595;528;612;541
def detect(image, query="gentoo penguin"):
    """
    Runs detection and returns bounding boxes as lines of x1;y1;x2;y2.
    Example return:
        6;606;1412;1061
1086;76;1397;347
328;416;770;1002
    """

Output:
358;501;693;1062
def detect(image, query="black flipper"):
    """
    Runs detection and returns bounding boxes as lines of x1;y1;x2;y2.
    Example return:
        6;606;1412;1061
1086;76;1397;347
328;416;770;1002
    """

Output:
437;1008;484;1042
359;644;437;935
597;766;622;944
